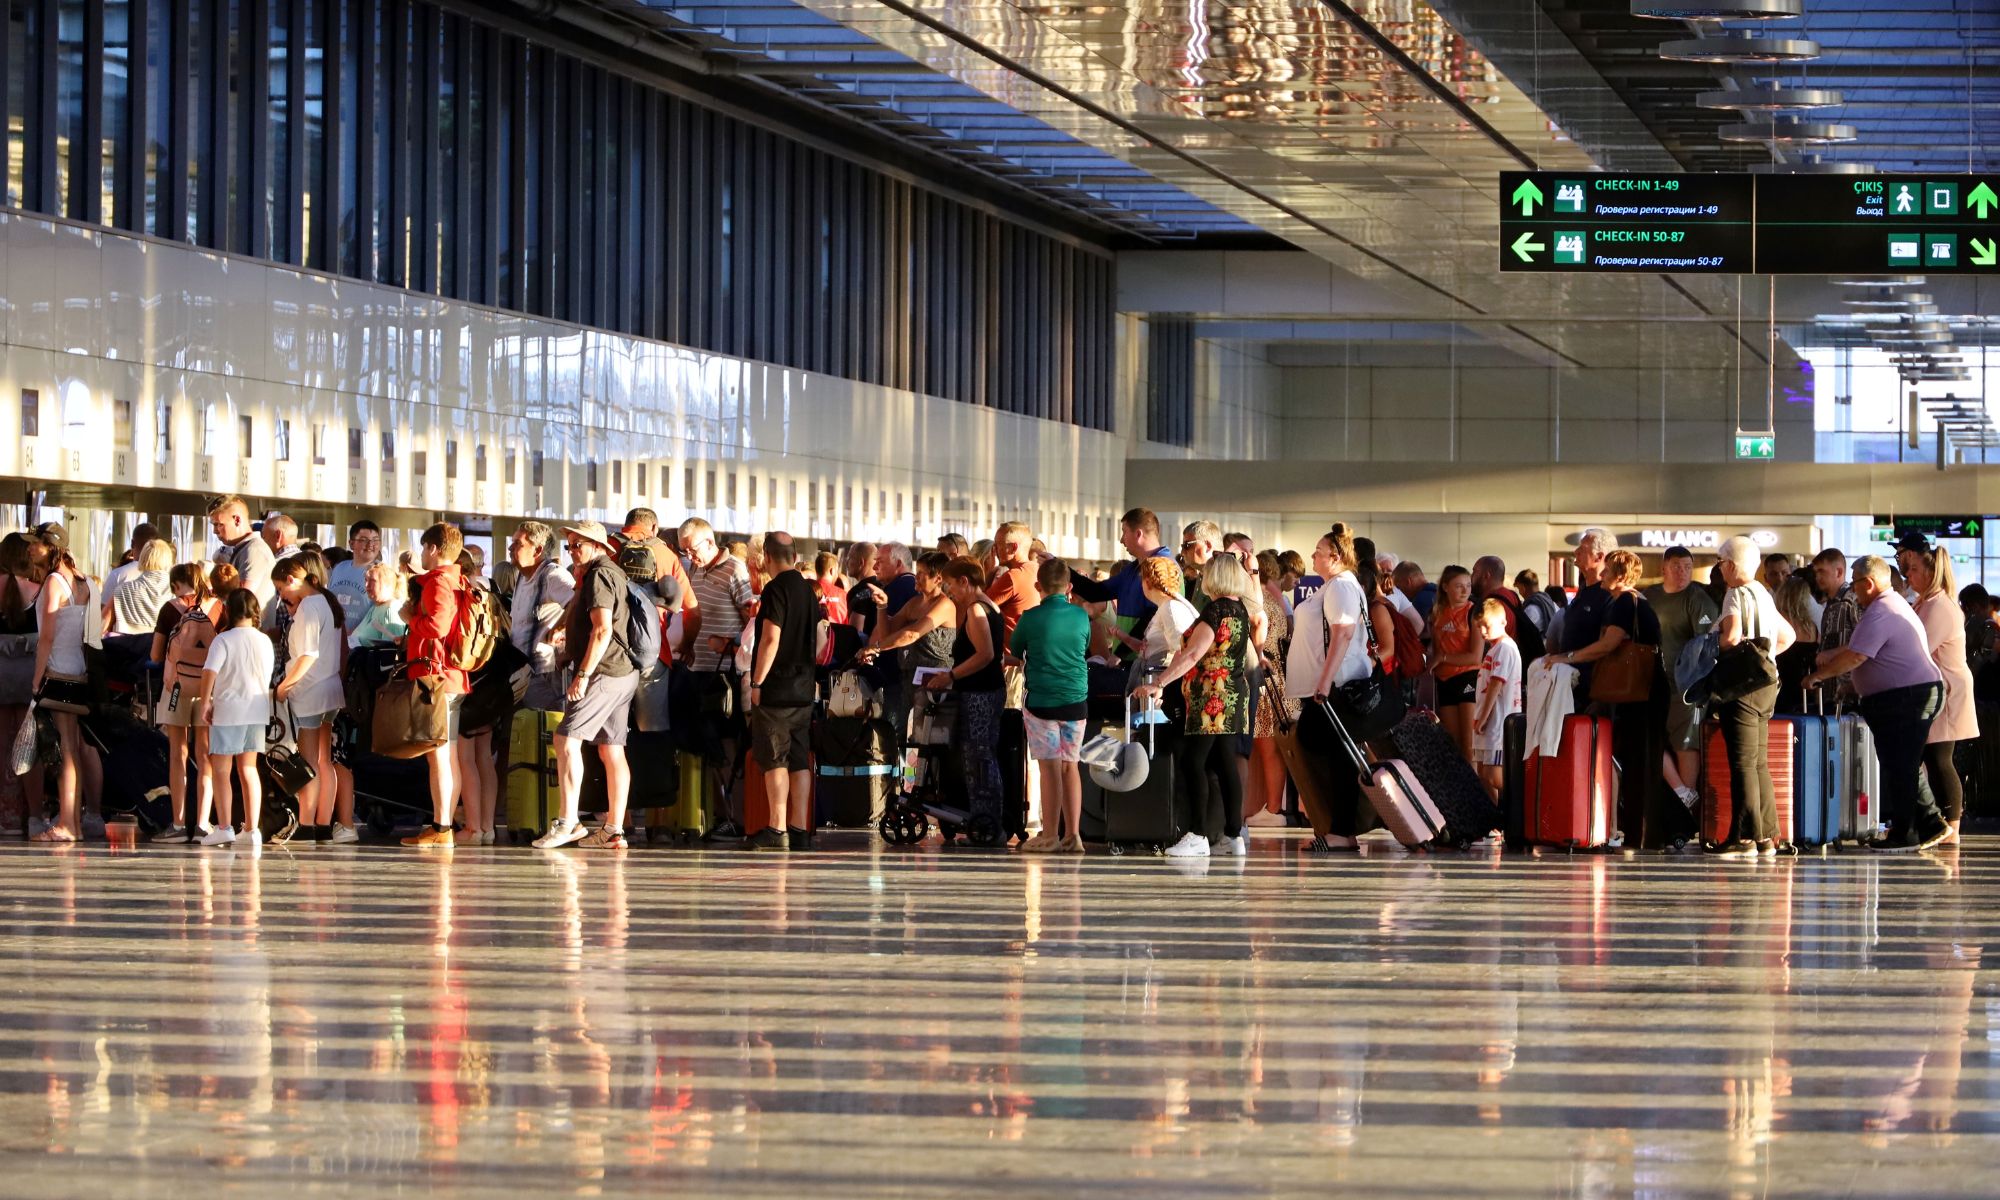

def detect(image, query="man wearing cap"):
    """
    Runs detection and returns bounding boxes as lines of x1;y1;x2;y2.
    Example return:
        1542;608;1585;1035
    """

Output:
533;521;638;850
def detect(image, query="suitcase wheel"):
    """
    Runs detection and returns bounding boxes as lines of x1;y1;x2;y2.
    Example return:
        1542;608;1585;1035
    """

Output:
679;831;700;846
1108;842;1126;857
965;815;1004;848
365;805;394;837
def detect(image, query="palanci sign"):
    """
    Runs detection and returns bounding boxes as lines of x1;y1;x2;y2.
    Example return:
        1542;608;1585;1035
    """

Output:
1633;529;1782;550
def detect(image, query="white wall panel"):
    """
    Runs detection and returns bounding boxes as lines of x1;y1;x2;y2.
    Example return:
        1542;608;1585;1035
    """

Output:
0;212;1125;562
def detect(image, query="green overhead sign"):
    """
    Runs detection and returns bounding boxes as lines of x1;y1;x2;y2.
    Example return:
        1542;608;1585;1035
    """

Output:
1734;434;1776;461
1501;172;2000;275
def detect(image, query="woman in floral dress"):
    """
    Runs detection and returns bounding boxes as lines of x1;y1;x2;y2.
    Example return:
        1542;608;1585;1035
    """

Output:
1134;553;1265;858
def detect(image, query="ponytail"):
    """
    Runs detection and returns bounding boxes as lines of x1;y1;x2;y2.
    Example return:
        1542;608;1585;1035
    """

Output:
1326;522;1358;575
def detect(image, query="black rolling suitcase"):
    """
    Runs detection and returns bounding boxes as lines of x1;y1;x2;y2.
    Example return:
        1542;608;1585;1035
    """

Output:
813;715;897;827
1384;709;1504;841
1100;719;1182;854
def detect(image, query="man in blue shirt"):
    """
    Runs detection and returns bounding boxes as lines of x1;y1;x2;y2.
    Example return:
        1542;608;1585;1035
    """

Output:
1070;507;1175;658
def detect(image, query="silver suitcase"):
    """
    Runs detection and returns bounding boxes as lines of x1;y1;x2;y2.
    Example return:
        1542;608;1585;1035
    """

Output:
1834;711;1881;842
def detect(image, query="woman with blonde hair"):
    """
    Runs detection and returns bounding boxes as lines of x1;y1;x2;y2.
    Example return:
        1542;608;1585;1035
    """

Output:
1134;552;1265;858
1243;548;1300;828
1773;575;1821;713
107;538;175;636
1907;546;1977;841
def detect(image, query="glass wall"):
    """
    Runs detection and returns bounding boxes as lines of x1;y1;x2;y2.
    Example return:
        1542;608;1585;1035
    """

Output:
0;0;1116;431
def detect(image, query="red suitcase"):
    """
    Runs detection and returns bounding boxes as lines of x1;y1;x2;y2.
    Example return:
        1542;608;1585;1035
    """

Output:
1523;714;1613;849
745;750;816;838
1700;722;1794;846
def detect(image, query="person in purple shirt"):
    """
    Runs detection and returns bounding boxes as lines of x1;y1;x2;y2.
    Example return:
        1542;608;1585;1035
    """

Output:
1804;555;1949;851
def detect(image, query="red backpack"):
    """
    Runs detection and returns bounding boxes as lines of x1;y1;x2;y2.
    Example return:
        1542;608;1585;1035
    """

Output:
1388;605;1427;680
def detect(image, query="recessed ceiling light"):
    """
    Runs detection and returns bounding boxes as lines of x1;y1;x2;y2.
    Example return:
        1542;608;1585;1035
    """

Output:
1658;34;1820;64
1633;0;1803;16
1720;120;1857;145
1699;86;1843;111
1830;275;1925;286
1750;162;1876;174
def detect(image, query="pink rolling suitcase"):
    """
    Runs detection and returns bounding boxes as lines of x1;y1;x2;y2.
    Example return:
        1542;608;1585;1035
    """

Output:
1322;699;1447;848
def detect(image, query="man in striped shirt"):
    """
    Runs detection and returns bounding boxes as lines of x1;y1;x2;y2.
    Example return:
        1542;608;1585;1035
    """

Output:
677;517;755;839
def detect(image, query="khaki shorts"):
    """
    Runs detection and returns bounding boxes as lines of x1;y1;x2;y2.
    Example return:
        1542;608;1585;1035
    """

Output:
157;682;206;728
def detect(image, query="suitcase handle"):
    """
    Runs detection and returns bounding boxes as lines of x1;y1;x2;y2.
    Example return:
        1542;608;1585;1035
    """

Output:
1124;678;1158;758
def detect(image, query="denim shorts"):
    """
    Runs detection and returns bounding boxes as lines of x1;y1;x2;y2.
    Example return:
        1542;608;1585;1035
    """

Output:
295;709;335;730
209;723;263;756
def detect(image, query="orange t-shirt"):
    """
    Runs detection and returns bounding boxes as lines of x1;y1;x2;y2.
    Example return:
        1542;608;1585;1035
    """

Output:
1430;601;1478;681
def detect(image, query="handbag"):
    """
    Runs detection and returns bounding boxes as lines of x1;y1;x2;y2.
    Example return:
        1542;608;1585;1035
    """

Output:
9;700;37;776
262;704;318;801
0;632;35;706
1589;600;1659;705
826;668;879;720
1706;586;1779;705
34;670;93;715
1331;596;1405;742
370;664;454;759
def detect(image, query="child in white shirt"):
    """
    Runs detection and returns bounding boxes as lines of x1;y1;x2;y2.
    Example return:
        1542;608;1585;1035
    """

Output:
1471;599;1523;800
200;588;276;849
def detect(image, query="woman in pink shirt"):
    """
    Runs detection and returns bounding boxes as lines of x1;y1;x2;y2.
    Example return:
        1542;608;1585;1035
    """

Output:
1907;547;1978;842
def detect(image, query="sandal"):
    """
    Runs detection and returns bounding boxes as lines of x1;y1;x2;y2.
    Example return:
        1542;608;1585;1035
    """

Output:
1303;835;1356;853
31;826;76;844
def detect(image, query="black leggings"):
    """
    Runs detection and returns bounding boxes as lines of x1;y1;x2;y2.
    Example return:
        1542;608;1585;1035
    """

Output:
1924;741;1963;823
1179;733;1243;841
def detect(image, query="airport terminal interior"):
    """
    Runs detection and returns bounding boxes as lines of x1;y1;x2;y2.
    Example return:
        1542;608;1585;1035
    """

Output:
1;0;1999;1193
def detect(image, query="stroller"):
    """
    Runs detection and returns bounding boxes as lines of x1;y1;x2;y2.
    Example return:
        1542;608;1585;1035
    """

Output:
877;688;1005;847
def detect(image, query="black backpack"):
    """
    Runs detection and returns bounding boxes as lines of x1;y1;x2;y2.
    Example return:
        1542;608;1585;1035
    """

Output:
1496;593;1546;665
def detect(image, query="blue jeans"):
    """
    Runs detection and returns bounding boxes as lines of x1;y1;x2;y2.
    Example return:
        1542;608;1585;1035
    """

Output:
1858;681;1945;844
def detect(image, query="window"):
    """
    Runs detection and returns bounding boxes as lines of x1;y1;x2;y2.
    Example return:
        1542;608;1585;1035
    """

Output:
348;428;364;469
115;399;133;445
635;462;647;495
705;469;716;507
475;444;488;482
586;460;599;493
531;452;544;487
445;441;458;477
684;466;695;502
380;431;395;464
155;397;172;461
747;475;757;509
612;460;622;493
276;420;292;462
20;389;39;437
240;415;254;458
506;449;518;485
413;450;427;477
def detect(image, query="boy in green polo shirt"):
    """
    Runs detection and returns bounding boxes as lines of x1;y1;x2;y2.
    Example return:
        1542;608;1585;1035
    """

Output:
1008;557;1091;852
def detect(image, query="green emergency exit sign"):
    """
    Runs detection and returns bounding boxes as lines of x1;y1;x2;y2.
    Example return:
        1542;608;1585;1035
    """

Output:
1734;433;1775;460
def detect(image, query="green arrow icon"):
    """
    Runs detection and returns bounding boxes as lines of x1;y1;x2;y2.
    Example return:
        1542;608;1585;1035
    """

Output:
1968;519;1983;537
1511;231;1544;262
1970;182;1999;219
1512;179;1544;217
1973;237;1998;267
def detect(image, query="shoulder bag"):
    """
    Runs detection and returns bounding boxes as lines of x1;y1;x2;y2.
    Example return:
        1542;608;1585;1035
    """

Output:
370;662;454;758
1332;586;1405;742
262;703;318;802
1705;586;1779;705
1588;594;1659;705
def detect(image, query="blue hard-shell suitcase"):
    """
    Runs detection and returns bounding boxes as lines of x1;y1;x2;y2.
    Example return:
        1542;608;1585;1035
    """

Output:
1780;705;1836;847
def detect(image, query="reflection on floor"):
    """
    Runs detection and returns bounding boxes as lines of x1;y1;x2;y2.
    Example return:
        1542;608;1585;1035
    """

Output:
0;834;1995;1196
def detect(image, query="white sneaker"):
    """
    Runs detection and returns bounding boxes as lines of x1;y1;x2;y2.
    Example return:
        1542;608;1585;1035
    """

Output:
1218;835;1248;856
533;819;587;850
199;825;236;848
326;824;359;845
1164;831;1211;858
1675;786;1700;811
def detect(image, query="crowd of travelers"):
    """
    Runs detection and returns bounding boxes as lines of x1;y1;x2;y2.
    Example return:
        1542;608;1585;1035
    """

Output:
0;500;1990;859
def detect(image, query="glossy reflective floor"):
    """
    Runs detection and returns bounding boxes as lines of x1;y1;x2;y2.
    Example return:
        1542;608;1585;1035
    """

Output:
3;834;1998;1197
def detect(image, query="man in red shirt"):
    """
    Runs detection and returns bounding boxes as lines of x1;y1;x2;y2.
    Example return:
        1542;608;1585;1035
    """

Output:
985;521;1041;639
402;522;470;848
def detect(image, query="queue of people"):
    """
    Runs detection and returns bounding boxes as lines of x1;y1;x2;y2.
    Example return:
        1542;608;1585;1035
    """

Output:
2;501;1994;859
